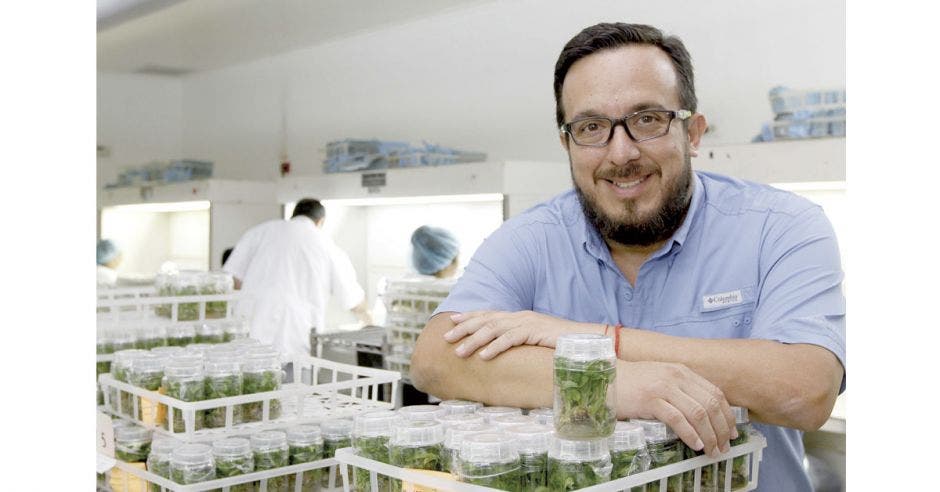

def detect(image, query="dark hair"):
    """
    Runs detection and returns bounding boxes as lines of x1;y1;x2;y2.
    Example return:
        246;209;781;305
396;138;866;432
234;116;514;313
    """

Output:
292;198;326;222
221;247;234;267
553;23;697;128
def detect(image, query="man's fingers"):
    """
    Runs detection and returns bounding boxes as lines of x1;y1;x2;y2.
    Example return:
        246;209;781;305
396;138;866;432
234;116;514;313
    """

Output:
478;331;526;360
678;371;735;453
443;311;489;343
650;399;704;453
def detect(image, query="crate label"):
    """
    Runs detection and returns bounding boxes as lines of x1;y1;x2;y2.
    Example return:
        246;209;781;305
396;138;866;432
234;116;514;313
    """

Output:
96;411;115;458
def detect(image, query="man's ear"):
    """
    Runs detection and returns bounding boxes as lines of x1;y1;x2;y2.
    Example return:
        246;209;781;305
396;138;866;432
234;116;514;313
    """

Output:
686;113;708;158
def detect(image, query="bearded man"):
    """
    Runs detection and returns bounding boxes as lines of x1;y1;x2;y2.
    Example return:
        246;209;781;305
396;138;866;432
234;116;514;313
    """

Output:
411;22;844;492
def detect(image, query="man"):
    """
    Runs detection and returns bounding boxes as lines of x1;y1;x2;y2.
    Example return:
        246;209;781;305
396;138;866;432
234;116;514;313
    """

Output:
411;23;844;491
223;198;372;357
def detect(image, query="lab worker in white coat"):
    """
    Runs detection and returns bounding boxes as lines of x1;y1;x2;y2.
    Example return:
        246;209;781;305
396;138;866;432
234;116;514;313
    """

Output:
223;198;371;357
97;238;122;287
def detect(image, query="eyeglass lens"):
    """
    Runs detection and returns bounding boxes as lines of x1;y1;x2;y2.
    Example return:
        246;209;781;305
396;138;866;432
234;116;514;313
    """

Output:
569;111;674;145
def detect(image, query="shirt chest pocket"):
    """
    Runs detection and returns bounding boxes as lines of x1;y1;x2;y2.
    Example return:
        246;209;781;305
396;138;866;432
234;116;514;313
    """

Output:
653;286;757;338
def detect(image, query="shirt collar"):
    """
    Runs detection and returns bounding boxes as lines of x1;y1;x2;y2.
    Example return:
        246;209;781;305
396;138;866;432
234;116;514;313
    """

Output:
580;171;704;261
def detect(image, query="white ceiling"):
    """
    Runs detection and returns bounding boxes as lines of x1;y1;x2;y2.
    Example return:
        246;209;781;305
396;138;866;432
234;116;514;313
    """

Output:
97;0;494;75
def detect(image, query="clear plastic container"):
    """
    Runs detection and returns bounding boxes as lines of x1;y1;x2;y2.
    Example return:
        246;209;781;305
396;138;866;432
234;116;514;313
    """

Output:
114;425;152;463
507;423;553;490
714;406;752;491
287;425;325;491
135;323;166;350
610;421;652;491
478;406;522;424
442;423;495;475
202;271;233;319
170;443;215;484
166;324;195;347
397;404;448;422
154;272;175;318
241;351;282;422
195;322;226;344
149;345;185;358
224;317;251;342
633;418;684;492
389;420;445;471
321;419;354;488
547;436;613;490
185;342;214;357
554;333;616;439
128;353;166;422
251;430;290;492
353;410;399;490
146;438;182;492
212;437;254;492
491;413;536;430
456;432;521;489
96;326;115;376
527;407;554;426
110;349;148;417
173;271;202;321
203;357;243;428
438;399;483;416
163;359;205;433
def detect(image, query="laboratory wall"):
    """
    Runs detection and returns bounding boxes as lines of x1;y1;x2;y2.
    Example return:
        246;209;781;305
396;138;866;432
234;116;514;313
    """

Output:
100;207;209;277
97;0;844;188
97;73;183;191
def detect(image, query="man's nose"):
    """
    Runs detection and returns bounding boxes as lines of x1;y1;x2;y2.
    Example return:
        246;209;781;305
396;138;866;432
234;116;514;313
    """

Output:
607;122;641;164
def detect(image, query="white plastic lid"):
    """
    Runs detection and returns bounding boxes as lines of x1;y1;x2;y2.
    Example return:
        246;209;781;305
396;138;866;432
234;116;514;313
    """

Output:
549;435;610;461
609;421;646;451
241;351;281;372
204;358;240;376
212;438;251;457
185;343;213;356
631;419;677;444
250;430;288;451
439;400;483;415
150;438;183;457
166;324;196;337
115;425;152;443
459;432;518;465
164;359;204;378
287;425;323;446
479;406;522;423
320;419;354;439
505;424;553;454
437;413;485;430
397;404;448;422
112;349;148;368
150;346;185;357
390;420;444;447
492;414;536;430
354;410;400;437
732;406;749;424
130;353;165;375
170;443;214;466
444;423;495;449
554;333;615;361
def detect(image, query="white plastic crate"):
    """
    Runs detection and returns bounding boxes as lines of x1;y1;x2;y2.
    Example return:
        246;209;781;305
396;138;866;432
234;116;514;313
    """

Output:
100;354;400;442
334;430;767;492
98;288;249;325
111;454;343;492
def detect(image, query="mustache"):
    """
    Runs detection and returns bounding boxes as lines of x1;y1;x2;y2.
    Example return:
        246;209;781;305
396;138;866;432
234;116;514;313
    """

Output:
595;163;657;181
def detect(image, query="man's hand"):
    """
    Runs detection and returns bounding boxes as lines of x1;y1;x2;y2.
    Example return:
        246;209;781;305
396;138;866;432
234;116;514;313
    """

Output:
617;360;737;458
442;310;600;360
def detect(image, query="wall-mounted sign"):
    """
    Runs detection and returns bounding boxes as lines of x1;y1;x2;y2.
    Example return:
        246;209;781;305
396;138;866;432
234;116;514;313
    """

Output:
362;172;387;194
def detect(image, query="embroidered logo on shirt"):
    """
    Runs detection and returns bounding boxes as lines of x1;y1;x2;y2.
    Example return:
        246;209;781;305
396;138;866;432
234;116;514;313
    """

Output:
702;290;743;310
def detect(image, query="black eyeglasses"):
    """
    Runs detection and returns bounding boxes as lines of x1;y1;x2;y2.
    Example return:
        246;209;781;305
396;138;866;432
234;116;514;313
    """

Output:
560;109;692;147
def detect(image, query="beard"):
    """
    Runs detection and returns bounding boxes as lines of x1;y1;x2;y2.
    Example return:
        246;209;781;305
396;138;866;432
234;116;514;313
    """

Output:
573;155;693;247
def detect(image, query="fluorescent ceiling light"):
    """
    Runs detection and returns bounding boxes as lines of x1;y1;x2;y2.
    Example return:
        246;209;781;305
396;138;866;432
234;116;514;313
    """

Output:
319;193;504;207
103;200;211;213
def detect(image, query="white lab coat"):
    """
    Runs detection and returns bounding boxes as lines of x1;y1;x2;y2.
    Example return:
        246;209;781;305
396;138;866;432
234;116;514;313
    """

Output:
223;216;365;357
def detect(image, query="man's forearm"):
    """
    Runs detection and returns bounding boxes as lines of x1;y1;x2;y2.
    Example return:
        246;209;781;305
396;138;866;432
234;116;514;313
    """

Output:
411;312;554;408
619;328;843;430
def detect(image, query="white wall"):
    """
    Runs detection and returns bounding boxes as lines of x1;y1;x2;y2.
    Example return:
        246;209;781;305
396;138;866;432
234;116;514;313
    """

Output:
97;73;183;190
173;0;844;181
100;207;209;276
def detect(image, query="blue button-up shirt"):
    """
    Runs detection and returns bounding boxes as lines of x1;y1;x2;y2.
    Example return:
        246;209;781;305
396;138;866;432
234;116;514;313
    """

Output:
437;170;846;492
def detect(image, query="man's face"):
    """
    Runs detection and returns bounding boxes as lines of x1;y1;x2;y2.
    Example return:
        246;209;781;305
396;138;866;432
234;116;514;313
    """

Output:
560;45;705;247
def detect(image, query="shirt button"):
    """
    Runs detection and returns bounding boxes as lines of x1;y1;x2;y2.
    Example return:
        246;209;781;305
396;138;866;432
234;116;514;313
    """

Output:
744;317;752;324
732;319;740;327
624;292;633;301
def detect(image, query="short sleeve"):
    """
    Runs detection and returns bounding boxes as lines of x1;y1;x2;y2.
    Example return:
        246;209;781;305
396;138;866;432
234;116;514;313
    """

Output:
752;205;847;392
436;223;537;315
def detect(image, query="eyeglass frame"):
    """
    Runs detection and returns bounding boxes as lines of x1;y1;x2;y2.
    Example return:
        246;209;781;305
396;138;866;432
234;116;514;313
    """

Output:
560;109;693;147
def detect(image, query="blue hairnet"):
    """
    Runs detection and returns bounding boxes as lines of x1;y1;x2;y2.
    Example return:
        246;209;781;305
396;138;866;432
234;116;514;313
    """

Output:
97;239;119;265
411;226;459;275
